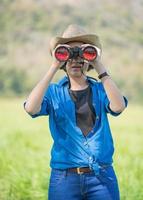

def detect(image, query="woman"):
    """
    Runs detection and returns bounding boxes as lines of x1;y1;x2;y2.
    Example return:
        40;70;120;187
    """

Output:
24;24;128;200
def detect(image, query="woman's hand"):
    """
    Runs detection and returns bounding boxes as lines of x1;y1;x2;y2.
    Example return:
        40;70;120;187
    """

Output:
90;59;107;75
51;44;67;70
81;44;106;75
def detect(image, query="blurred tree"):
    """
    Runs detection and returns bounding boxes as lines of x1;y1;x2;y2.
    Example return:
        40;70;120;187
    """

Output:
0;67;29;96
0;0;142;102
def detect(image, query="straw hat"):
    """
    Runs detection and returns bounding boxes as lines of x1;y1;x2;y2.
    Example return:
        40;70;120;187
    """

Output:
50;24;102;52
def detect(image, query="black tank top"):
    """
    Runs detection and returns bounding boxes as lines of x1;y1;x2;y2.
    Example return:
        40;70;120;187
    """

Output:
69;85;96;136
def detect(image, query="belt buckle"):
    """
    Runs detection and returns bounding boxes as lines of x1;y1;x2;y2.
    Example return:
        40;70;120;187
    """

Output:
77;167;83;174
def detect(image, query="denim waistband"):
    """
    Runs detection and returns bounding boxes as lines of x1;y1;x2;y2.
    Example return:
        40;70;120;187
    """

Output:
51;164;112;174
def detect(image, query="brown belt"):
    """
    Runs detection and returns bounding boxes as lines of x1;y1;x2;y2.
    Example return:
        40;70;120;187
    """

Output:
67;167;92;174
67;165;110;174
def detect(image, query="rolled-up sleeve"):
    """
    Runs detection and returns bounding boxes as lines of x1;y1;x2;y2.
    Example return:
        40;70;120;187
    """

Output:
24;86;52;118
98;82;128;117
104;96;128;116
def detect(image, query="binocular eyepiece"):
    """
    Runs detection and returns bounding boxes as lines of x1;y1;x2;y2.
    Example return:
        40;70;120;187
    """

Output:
55;45;99;62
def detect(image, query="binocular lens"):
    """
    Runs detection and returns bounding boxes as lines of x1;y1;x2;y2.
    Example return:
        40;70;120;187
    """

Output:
82;47;97;61
55;47;70;61
55;46;97;62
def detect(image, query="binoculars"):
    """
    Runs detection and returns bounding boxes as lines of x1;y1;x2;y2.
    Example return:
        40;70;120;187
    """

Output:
55;45;99;62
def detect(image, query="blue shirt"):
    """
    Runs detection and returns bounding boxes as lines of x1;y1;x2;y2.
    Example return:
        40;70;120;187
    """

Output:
25;76;128;174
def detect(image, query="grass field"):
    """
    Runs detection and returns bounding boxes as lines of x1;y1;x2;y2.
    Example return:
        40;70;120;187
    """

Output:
0;98;143;200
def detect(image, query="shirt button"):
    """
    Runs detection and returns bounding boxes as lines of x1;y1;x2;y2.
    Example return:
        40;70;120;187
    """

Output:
96;116;99;120
89;156;93;160
83;141;87;146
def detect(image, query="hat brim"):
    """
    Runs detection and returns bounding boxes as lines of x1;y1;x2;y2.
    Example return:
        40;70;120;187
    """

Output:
50;34;102;53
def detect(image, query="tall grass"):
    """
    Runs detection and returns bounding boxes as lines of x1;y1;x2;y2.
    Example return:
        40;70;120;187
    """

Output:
0;98;143;200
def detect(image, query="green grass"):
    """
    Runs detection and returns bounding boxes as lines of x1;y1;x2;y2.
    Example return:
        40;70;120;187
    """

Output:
0;98;143;200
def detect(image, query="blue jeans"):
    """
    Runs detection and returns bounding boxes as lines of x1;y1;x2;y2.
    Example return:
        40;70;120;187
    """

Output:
48;166;120;200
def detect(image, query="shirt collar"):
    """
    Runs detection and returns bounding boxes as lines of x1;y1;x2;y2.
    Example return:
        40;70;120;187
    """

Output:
58;76;97;87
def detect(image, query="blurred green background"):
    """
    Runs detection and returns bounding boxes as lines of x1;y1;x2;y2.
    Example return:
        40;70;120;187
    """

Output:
0;0;143;199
